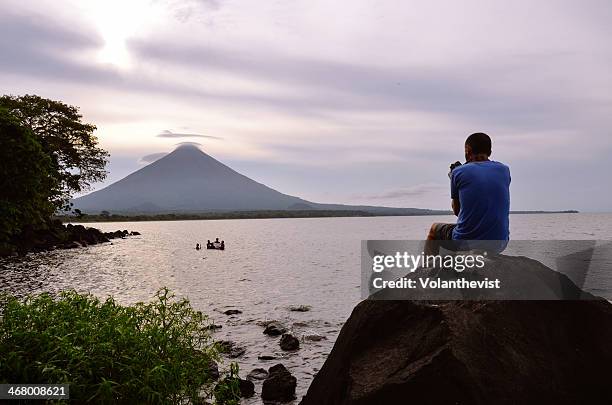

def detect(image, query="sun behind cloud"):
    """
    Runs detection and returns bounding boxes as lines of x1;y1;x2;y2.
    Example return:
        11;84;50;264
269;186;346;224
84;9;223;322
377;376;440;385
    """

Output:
88;0;157;67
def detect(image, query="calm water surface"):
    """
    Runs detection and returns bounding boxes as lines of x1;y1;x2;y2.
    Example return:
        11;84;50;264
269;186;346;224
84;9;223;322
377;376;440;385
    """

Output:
1;213;611;402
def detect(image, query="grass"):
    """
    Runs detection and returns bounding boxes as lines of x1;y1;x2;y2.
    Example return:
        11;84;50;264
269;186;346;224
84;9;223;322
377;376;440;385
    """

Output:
0;288;240;404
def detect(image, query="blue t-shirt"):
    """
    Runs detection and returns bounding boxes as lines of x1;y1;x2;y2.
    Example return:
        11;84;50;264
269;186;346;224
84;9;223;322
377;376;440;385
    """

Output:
451;161;511;240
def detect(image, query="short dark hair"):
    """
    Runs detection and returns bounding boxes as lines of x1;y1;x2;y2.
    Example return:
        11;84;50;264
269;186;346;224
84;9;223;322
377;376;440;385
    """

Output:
465;132;491;156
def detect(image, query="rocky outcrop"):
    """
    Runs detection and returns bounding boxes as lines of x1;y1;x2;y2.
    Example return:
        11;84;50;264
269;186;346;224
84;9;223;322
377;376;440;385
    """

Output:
2;220;140;257
301;256;612;405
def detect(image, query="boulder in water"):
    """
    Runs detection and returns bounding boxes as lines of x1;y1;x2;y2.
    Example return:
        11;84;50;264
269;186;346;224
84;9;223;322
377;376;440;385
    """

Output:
263;321;287;336
261;364;297;402
239;378;255;398
279;333;300;351
289;305;311;312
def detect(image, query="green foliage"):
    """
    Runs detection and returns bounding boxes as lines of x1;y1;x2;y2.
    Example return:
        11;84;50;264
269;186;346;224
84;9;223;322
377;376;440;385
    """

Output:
0;288;237;404
0;109;57;248
0;94;109;211
213;363;241;405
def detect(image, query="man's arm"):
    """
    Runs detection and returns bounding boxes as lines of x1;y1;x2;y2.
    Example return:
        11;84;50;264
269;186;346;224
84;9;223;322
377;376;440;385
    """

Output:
450;168;460;216
452;198;460;216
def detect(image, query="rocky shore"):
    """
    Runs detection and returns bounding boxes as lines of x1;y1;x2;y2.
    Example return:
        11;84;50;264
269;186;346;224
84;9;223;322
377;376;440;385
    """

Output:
301;255;612;405
209;319;301;403
1;220;140;257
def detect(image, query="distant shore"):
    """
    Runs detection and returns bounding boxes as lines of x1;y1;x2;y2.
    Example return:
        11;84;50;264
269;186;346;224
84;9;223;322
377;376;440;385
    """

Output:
55;209;579;223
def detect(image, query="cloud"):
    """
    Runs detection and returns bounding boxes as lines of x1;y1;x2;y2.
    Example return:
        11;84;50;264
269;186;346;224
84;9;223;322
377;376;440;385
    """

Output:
356;183;448;200
156;130;222;139
175;141;203;148
1;9;605;137
0;9;590;133
138;141;206;164
2;0;612;211
139;152;168;164
125;39;609;133
168;0;223;22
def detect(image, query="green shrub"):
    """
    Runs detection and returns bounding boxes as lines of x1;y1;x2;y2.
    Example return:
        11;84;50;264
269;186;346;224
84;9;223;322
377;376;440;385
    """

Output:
213;363;241;405
0;288;236;404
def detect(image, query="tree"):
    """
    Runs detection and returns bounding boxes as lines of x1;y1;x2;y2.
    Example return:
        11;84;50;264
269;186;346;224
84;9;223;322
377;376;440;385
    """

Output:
0;109;57;246
0;95;109;211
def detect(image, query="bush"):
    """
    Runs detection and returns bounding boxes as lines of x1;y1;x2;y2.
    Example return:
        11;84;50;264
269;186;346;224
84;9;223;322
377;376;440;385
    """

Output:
0;288;236;404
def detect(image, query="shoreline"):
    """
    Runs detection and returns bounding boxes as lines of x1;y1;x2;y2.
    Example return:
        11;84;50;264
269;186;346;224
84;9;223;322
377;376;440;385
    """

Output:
0;221;140;258
55;209;580;223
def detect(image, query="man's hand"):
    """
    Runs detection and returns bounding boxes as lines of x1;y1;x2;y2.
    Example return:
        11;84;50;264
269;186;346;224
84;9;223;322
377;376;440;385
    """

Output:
452;198;460;216
448;161;462;179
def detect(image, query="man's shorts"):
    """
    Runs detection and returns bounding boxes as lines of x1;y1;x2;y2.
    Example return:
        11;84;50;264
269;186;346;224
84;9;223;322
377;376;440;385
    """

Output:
428;223;508;253
427;223;462;252
429;223;456;240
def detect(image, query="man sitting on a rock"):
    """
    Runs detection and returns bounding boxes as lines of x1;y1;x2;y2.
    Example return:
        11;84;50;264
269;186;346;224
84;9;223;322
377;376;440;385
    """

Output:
425;132;511;254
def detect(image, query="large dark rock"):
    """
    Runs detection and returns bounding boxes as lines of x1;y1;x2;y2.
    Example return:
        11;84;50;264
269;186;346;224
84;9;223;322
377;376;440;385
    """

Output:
261;364;297;402
301;256;612;405
279;333;300;351
238;378;255;398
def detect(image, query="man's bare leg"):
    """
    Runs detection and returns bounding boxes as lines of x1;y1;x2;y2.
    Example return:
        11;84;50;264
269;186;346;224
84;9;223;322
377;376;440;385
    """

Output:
424;223;441;255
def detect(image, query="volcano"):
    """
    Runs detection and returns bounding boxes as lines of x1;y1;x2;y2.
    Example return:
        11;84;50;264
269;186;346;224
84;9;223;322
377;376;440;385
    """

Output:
73;143;444;215
73;144;314;213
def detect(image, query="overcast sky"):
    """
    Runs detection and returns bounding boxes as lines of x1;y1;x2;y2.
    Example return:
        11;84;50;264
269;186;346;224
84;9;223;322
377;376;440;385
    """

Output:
2;0;611;211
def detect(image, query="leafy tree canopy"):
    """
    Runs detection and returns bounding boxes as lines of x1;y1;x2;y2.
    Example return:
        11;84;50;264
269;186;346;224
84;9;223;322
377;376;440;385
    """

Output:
0;109;57;245
0;94;109;211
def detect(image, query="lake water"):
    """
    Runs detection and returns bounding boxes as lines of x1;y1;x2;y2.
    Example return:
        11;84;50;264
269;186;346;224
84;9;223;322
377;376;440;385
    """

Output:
1;213;611;403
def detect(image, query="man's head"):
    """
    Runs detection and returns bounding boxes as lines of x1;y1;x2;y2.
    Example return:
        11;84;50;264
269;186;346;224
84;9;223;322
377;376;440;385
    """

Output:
465;132;491;162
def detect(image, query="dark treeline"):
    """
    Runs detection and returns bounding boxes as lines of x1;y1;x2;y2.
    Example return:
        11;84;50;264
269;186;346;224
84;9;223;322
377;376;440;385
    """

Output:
57;209;579;223
57;210;381;223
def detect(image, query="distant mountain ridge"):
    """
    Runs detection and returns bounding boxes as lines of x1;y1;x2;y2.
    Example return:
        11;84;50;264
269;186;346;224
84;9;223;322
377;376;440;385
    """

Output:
73;144;441;215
